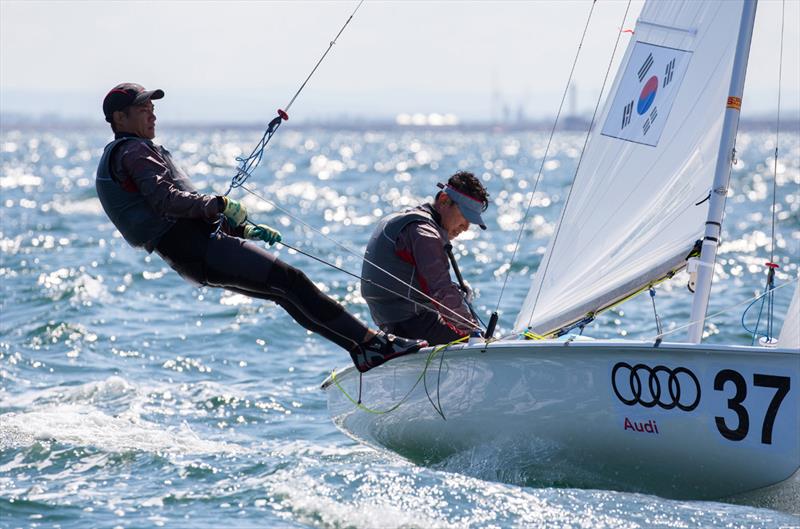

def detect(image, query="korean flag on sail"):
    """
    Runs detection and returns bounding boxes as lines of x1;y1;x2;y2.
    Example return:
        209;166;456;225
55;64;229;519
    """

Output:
601;42;692;147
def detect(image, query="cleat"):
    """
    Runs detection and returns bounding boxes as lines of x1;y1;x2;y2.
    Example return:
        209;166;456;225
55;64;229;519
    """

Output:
350;332;428;373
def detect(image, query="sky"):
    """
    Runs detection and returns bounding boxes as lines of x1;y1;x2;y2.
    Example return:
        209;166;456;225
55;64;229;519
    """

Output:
1;0;799;124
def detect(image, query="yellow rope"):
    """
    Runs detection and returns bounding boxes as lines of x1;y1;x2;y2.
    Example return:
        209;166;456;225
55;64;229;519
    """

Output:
523;331;546;340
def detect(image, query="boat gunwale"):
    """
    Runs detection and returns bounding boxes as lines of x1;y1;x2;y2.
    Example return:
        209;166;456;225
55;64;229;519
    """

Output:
320;338;800;389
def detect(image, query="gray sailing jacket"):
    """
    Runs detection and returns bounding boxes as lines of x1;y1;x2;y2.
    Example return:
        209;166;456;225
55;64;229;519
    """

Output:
95;135;219;252
361;204;474;331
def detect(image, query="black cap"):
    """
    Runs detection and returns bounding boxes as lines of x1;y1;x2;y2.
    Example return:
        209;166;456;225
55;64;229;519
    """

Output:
103;83;164;123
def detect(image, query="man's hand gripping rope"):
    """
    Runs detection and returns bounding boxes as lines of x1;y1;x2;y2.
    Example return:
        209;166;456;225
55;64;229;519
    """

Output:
220;196;283;246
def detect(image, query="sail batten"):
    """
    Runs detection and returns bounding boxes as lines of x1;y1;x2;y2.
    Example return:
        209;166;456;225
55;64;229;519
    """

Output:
516;0;746;336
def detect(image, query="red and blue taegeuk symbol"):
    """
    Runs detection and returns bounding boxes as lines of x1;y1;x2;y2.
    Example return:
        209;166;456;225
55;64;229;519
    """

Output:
637;75;658;115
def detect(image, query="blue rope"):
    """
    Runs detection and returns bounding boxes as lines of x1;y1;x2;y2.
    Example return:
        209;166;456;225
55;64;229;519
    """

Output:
210;113;284;237
741;275;776;344
224;114;284;196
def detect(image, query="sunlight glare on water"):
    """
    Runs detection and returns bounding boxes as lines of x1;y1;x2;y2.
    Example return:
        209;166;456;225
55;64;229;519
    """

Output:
0;125;798;528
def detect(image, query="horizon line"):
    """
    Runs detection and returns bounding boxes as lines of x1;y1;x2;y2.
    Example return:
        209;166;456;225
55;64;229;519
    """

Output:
2;113;799;134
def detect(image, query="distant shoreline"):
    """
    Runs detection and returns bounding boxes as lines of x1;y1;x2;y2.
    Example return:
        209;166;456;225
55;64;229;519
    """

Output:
2;115;798;134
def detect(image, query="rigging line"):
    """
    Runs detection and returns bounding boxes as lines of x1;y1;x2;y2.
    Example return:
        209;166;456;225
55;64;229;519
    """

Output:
650;277;798;342
526;0;633;331
570;2;730;237
274;237;478;331
748;0;786;344
743;283;771;343
224;117;284;196
422;350;446;420
213;0;365;234
421;335;461;420
649;287;663;336
330;336;467;416
769;0;785;265
238;184;480;331
284;0;365;114
493;0;599;316
435;340;447;419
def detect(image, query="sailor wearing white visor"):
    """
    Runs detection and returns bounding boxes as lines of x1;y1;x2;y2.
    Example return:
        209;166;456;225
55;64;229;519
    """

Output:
361;172;490;345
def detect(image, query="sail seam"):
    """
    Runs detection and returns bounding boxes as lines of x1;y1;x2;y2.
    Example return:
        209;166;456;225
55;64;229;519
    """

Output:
637;19;697;35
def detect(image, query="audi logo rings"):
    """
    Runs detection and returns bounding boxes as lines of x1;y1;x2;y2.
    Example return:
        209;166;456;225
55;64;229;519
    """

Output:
612;362;701;411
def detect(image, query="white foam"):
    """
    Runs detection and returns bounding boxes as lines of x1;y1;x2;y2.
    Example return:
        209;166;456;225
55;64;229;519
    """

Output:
2;375;134;408
37;268;111;304
264;438;372;461
0;404;242;455
0;376;247;456
266;469;461;529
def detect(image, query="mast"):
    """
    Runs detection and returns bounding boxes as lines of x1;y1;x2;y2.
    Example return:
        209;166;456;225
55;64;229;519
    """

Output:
687;0;759;343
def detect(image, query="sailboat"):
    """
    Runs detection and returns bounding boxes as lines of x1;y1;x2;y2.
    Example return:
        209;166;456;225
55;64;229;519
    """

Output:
322;0;799;500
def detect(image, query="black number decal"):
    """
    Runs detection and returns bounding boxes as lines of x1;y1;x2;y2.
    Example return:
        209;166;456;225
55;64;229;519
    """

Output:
714;370;792;444
714;369;749;441
753;374;791;444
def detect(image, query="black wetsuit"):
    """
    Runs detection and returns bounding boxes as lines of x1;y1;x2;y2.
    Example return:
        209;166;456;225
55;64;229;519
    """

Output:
96;133;368;352
156;219;366;351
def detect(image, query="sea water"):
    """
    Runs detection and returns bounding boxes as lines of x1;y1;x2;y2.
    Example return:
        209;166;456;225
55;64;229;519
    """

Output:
1;125;798;528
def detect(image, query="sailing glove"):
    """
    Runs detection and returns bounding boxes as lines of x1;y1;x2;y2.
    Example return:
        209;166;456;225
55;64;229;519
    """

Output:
221;197;248;227
244;223;282;246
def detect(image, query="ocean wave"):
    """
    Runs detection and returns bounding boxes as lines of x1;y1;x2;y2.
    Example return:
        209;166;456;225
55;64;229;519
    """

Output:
0;403;243;456
36;267;111;304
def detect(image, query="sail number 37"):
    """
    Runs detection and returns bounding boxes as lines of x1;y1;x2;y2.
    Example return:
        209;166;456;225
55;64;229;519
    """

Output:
714;370;791;444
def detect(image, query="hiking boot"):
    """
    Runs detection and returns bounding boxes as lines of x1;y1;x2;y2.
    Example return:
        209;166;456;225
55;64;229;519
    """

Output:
350;332;428;373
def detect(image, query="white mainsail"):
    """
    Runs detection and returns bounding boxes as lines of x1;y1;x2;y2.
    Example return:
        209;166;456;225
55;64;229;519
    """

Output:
516;0;746;336
778;282;800;349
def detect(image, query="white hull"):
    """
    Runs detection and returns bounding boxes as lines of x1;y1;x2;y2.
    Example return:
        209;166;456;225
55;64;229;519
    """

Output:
323;339;800;499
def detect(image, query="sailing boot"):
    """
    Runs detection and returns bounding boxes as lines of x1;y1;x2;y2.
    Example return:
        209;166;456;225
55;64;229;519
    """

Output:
350;332;428;373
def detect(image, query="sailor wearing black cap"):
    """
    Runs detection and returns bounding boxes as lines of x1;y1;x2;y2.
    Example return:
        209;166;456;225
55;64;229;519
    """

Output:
95;83;427;373
361;172;490;345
